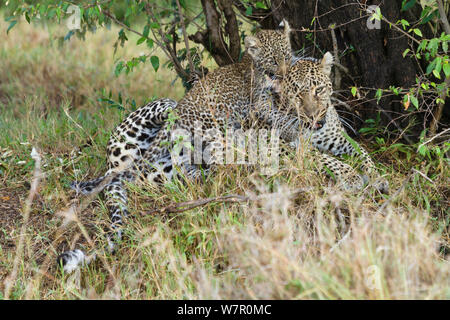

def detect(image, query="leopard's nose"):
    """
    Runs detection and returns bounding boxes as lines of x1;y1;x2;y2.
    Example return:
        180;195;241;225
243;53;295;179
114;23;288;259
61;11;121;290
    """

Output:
314;120;325;129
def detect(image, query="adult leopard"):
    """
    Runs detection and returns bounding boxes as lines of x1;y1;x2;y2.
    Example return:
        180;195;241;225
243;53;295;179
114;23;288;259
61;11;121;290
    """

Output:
60;21;295;272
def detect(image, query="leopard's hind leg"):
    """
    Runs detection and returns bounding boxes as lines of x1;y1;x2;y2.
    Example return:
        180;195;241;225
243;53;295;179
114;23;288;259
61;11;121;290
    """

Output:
60;99;177;273
107;98;177;171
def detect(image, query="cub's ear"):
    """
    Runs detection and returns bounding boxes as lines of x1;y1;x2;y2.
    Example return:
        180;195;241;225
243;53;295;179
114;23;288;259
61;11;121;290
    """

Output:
276;60;289;78
245;35;258;48
320;52;334;77
279;19;291;37
245;36;261;58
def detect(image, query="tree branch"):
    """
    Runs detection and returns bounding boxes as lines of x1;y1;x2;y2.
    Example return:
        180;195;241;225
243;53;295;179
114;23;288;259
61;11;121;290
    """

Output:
176;0;195;74
143;2;191;81
430;1;450;135
190;0;240;66
233;0;275;28
437;0;450;35
218;0;241;62
430;76;450;135
142;188;310;216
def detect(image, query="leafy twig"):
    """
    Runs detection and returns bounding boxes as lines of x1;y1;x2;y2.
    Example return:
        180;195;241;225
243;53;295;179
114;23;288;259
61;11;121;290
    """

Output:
175;0;195;75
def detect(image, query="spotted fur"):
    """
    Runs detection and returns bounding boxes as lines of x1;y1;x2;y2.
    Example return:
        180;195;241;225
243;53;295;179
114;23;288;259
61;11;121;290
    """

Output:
59;21;294;272
60;24;387;273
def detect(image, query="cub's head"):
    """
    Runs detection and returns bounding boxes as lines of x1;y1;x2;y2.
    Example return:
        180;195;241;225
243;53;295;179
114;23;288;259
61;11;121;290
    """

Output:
274;52;334;127
244;19;293;75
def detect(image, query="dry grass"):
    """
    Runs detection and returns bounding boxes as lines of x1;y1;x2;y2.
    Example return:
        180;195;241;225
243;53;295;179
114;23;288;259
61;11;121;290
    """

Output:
0;18;449;300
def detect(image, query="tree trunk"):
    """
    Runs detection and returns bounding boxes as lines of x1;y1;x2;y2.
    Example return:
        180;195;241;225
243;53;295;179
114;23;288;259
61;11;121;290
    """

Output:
269;0;431;135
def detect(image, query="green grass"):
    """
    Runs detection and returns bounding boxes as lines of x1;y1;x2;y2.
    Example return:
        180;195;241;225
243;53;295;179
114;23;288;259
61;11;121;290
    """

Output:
0;18;449;300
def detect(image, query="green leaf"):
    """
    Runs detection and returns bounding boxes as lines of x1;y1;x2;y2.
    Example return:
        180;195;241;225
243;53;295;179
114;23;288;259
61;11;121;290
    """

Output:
435;57;442;74
410;95;419;109
400;19;410;29
427;38;439;55
47;8;56;19
351;87;357;97
432;69;441;79
418;145;427;157
143;24;150;38
375;89;383;103
115;61;124;76
146;38;154;49
137;37;146;45
420;8;438;24
413;28;423;37
402;0;417;11
426;59;437;75
245;6;252;16
255;2;266;9
6;20;17;34
443;63;450;78
418;39;428;52
150;22;160;29
375;7;382;21
150;55;159;72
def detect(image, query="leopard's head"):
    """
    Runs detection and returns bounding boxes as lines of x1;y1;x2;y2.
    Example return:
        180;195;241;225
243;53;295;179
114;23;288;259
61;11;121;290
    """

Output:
244;19;293;75
274;52;334;128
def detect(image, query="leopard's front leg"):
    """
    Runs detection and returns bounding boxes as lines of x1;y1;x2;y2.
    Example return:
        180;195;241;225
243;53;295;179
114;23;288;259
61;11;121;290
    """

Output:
309;106;388;193
315;151;367;191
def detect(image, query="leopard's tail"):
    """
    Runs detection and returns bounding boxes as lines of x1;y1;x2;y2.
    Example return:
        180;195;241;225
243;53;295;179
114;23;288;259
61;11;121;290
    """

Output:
61;170;133;273
70;167;121;195
57;249;96;273
70;174;109;195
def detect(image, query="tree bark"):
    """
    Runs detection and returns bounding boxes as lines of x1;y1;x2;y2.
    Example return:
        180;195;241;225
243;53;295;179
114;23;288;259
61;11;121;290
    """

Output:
184;0;448;136
190;0;241;66
269;0;430;131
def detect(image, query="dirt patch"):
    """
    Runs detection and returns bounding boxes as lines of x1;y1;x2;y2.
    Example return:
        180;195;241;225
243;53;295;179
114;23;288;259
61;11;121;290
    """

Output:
0;189;25;249
0;187;101;276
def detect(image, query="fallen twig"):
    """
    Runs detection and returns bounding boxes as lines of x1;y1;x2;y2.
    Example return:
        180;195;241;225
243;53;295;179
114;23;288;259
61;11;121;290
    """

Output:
376;171;416;216
142;187;311;216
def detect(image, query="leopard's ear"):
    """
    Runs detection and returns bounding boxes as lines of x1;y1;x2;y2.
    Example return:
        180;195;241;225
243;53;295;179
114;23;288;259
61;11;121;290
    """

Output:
276;59;289;78
245;36;261;59
320;52;334;77
279;19;291;37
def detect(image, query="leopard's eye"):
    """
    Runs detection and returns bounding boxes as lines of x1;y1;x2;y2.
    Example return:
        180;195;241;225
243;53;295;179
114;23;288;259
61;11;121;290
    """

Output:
315;84;328;95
